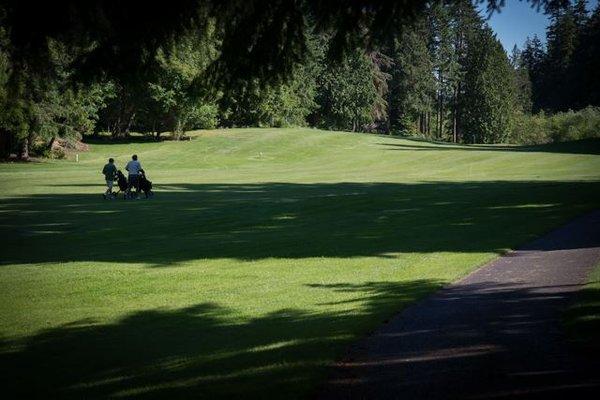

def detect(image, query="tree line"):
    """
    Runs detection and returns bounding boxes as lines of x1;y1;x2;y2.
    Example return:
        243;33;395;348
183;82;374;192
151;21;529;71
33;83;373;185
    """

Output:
1;0;599;159
520;0;600;112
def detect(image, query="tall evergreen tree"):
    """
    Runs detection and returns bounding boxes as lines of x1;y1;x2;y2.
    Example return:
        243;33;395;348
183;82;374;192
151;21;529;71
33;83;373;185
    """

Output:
388;17;435;135
520;1;600;113
573;0;589;28
510;45;533;113
316;48;380;132
521;35;546;112
569;0;599;108
461;27;516;143
429;2;460;139
450;0;483;142
545;3;579;110
368;50;392;132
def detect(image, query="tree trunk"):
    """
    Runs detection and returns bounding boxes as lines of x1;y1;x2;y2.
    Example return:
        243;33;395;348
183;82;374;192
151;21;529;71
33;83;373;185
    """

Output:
438;91;443;139
428;112;431;136
427;111;433;137
452;86;458;143
386;111;391;135
46;136;56;151
176;119;183;139
452;106;457;143
125;112;136;136
19;134;32;160
453;115;457;143
111;116;121;138
0;129;12;158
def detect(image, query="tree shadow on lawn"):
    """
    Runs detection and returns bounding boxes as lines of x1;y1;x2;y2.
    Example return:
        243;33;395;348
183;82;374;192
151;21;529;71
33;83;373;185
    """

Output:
83;135;165;145
1;180;599;266
378;138;600;155
564;281;600;356
2;279;599;399
0;279;441;399
317;281;600;400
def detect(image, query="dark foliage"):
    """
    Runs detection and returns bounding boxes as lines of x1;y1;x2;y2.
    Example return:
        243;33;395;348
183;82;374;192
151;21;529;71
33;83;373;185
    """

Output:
522;0;600;112
1;0;598;154
2;1;567;86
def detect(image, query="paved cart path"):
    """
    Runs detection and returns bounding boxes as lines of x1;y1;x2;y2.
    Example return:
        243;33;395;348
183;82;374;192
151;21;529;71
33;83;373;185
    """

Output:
318;211;600;399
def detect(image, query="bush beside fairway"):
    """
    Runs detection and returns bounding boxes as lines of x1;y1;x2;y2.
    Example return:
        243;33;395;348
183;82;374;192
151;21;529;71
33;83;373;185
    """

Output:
1;128;599;398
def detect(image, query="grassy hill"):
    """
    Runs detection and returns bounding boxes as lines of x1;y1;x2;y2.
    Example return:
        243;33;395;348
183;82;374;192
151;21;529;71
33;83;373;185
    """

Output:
1;128;599;398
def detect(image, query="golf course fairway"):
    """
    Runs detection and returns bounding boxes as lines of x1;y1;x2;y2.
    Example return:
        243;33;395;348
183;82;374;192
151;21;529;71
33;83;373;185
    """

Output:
1;128;599;398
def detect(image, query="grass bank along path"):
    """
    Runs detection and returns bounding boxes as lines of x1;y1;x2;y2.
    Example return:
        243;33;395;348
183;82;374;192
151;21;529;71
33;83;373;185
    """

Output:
0;129;599;398
318;211;600;399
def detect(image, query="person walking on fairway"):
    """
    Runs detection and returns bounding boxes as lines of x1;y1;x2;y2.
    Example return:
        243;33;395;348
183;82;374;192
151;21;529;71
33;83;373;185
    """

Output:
126;154;142;198
102;158;117;198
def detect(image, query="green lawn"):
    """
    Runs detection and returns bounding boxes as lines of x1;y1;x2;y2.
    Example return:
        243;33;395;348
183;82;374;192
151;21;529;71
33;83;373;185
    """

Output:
1;128;599;398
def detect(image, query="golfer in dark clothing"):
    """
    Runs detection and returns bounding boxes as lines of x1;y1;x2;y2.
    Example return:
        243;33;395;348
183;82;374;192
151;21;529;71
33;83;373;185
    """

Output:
102;158;117;196
125;154;142;196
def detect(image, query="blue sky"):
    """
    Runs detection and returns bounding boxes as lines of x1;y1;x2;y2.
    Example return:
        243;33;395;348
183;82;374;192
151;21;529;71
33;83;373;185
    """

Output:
479;0;599;52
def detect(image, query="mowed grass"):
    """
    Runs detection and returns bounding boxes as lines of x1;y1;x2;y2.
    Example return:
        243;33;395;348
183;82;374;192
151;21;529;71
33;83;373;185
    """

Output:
0;128;599;398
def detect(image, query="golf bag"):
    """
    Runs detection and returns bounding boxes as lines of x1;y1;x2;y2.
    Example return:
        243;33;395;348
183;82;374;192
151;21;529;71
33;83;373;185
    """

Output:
115;170;130;199
103;170;128;200
138;171;153;198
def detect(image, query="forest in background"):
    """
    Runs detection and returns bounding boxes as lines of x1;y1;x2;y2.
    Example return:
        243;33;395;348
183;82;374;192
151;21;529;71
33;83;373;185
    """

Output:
1;0;599;159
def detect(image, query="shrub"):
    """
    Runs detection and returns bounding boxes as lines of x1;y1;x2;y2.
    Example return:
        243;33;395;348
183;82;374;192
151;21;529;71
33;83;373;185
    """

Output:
51;147;66;159
187;104;219;130
510;112;551;145
509;107;600;145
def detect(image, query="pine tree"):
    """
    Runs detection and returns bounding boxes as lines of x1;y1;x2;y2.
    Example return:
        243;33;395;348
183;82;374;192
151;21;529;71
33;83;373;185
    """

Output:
522;35;546;112
388;17;435;135
450;0;483;142
544;3;579;110
510;45;533;113
461;26;516;143
316;48;380;132
522;0;600;113
368;50;392;132
573;0;589;29
426;0;483;141
429;2;460;139
572;2;600;107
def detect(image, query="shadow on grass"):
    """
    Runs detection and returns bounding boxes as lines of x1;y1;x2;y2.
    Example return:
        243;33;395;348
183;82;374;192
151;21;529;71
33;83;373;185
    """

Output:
2;180;599;398
1;180;599;266
379;138;600;155
564;281;600;355
2;279;599;399
83;135;164;145
0;279;442;399
318;282;600;400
